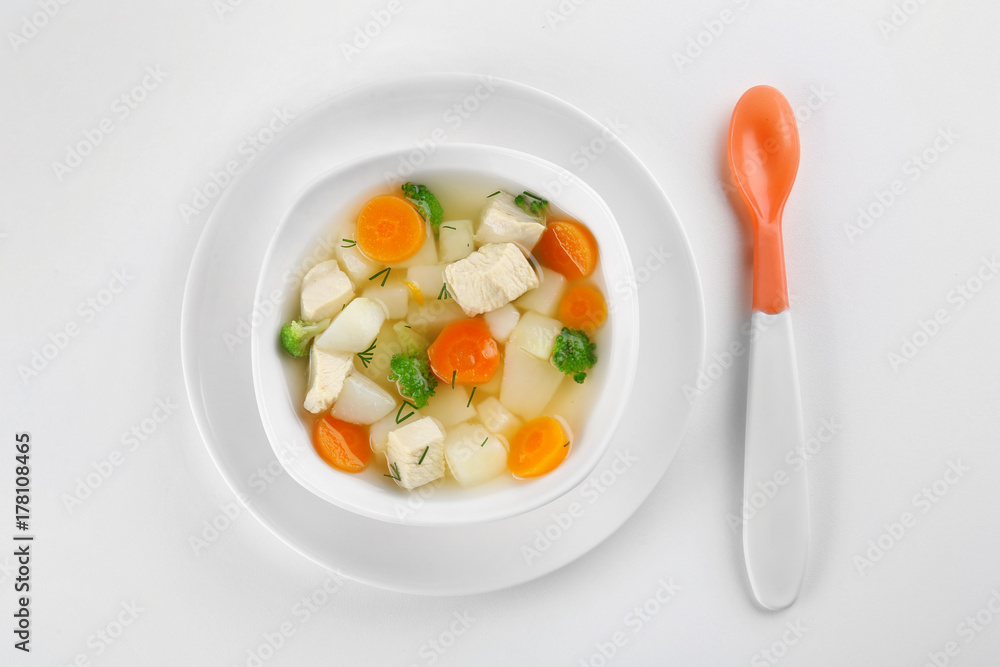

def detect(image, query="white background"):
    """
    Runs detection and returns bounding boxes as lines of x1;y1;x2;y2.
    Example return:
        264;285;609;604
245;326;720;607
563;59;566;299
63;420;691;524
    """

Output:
2;0;999;665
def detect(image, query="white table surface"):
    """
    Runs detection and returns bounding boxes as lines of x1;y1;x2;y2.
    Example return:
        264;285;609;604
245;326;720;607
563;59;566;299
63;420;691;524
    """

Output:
3;1;999;665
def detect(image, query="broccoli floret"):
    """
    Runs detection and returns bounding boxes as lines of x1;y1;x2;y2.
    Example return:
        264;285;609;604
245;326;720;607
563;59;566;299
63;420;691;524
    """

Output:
393;321;429;357
401;182;443;232
388;353;438;408
551;327;597;384
514;191;548;217
279;319;330;358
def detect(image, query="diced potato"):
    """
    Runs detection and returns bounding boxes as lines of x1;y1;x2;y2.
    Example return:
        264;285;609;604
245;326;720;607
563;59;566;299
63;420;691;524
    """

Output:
303;348;353;414
515;267;567;318
362;283;409;319
500;346;564;420
444;422;507;486
335;223;382;285
475;396;522;440
405;265;445;301
406;299;466;338
476;362;502;396
388;224;438;268
509;311;562;361
476;192;546;250
385;417;446;489
421;384;476;427
315;297;386;353
300;260;354;321
438;219;475;263
369;407;423;456
329;372;397;424
483;303;520;343
356;320;403;392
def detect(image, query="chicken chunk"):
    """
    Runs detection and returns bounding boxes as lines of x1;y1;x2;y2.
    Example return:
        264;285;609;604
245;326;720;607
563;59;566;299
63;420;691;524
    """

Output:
369;408;423;456
444;243;540;317
476;192;546;250
303;348;353;414
385;417;446;490
300;260;354;321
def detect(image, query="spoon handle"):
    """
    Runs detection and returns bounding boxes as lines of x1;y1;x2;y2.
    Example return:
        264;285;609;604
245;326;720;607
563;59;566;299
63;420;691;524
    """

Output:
743;309;809;610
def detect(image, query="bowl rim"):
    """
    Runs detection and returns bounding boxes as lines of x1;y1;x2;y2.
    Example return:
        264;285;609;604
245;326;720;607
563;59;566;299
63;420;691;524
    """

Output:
250;142;640;526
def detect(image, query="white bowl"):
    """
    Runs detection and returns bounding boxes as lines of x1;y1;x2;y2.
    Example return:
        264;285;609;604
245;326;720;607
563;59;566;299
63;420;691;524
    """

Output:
251;144;639;526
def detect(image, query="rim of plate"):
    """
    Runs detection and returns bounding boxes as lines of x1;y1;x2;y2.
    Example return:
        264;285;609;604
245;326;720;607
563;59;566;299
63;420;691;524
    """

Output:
180;72;706;595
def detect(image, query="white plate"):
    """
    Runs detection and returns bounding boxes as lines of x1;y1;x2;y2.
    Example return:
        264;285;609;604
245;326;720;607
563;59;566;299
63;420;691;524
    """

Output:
181;73;704;595
251;144;640;526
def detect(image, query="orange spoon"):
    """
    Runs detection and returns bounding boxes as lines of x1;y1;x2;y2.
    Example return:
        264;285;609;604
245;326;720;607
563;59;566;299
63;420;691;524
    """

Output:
728;86;809;610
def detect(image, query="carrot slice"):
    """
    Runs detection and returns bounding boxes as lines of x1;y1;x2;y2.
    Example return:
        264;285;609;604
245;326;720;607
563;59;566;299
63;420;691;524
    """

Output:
426;318;499;385
402;280;425;306
356;195;426;264
312;415;371;473
558;283;608;330
508;416;570;477
534;220;599;281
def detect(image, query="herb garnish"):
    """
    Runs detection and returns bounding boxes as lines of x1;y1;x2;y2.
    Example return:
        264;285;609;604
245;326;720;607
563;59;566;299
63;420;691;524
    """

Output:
384;462;401;481
356;339;377;368
418;446;429;465
395;400;418;424
514;191;548;216
466;387;476;407
369;267;391;287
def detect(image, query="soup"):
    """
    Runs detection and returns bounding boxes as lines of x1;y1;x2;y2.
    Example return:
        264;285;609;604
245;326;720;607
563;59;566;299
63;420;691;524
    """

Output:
278;174;608;491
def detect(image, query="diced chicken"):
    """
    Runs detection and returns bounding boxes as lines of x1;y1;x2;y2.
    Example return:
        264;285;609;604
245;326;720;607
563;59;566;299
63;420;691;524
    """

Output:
444;243;540;317
300;260;354;321
476;192;546;250
369;407;422;455
303;348;353;414
385;416;446;490
315;297;386;353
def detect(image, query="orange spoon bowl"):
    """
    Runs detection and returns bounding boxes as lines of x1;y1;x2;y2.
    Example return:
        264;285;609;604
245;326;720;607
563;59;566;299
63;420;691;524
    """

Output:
728;85;800;314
